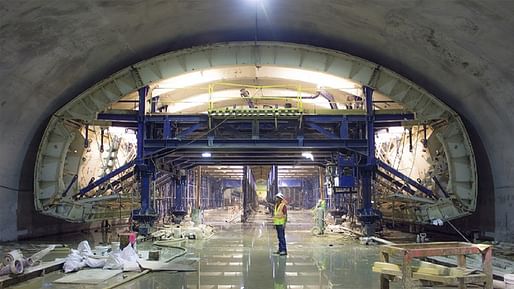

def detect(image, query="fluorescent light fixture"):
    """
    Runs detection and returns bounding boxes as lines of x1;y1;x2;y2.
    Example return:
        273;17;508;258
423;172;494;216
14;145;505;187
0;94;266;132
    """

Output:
302;152;314;161
154;70;223;95
202;152;212;158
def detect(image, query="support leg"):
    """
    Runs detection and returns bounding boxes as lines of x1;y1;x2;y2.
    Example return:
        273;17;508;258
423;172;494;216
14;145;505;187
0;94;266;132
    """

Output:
401;255;413;289
457;254;466;289
380;252;390;289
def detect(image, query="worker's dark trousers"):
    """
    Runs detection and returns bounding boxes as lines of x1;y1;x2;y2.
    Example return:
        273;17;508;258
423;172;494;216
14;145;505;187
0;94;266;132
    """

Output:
275;225;287;253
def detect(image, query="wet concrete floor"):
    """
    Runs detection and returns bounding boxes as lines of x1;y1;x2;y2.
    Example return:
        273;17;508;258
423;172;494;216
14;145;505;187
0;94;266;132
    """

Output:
8;210;388;289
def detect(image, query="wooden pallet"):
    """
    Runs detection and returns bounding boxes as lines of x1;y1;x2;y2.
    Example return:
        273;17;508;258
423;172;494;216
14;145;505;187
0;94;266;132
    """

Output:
373;242;493;289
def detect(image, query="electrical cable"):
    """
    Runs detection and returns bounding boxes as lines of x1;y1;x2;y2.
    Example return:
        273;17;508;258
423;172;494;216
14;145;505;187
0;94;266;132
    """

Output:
0;184;32;192
151;243;187;263
446;220;471;243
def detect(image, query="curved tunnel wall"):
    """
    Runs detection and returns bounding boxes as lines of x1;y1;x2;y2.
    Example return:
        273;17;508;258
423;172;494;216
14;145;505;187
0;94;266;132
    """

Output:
0;0;508;240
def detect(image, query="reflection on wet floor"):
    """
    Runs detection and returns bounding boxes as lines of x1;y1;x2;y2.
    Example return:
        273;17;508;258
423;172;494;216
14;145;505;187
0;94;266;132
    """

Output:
8;211;384;289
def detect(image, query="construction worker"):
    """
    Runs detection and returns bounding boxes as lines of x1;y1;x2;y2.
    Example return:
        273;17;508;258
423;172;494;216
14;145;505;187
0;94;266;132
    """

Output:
273;193;288;256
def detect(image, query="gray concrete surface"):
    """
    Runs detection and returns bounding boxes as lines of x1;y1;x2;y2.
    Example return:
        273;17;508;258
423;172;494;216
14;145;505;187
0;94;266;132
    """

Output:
0;0;513;240
9;211;384;289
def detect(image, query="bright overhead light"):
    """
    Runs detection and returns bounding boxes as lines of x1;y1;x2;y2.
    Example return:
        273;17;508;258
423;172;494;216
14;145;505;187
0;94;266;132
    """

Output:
302;152;314;161
154;70;223;95
202;152;212;158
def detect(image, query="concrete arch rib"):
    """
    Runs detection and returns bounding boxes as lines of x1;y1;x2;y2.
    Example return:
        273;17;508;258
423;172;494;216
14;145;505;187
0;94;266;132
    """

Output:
35;41;476;223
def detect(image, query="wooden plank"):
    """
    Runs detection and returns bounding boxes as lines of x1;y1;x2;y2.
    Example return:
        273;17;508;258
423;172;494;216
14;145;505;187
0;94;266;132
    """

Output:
401;255;413;289
375;242;496;289
412;272;487;285
379;253;390;289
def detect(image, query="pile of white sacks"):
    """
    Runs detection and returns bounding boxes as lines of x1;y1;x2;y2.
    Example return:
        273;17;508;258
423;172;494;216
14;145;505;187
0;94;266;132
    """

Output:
63;241;139;273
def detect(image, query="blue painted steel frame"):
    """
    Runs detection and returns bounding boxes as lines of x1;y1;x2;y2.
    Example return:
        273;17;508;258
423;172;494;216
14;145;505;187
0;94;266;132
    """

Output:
174;175;186;212
132;86;158;232
79;161;134;196
93;90;428;235
357;86;382;229
377;160;434;197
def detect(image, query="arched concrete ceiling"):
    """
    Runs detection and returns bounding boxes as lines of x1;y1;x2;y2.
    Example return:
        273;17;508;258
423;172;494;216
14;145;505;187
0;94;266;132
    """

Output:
0;0;512;240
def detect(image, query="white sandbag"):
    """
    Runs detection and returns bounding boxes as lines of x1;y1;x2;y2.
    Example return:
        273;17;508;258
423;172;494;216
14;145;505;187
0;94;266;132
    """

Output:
122;261;141;272
103;253;124;270
77;241;93;257
63;250;86;273
85;257;106;268
120;245;138;263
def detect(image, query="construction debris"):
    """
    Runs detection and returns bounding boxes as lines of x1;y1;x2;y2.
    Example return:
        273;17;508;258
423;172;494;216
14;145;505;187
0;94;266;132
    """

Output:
152;223;214;240
0;245;55;276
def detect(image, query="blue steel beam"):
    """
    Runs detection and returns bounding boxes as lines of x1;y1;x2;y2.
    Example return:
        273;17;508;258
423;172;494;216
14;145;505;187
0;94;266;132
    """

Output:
376;170;416;195
305;122;338;139
79;160;134;196
377;160;434;197
147;115;209;122
143;139;369;155
97;113;137;122
97;113;413;124
176;123;205;139
62;174;78;197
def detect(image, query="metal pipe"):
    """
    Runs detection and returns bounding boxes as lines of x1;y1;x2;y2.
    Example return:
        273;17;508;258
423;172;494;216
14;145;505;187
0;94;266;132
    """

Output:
84;124;89;148
100;128;105;153
408;127;413;152
62;174;78;197
280;90;340;109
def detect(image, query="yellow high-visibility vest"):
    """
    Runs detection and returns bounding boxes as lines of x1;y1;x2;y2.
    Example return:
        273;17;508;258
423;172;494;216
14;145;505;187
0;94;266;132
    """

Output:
273;202;287;225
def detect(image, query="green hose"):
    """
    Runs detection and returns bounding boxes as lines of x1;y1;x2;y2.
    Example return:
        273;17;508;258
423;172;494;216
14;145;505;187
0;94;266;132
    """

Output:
152;242;187;263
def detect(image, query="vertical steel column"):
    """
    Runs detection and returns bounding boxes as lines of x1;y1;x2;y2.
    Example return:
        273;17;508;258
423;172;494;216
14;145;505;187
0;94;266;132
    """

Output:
242;166;248;222
357;86;382;236
174;175;186;212
196;167;201;208
132;86;158;235
272;165;279;197
137;86;151;213
150;95;159;113
363;85;375;214
318;167;325;200
136;86;148;166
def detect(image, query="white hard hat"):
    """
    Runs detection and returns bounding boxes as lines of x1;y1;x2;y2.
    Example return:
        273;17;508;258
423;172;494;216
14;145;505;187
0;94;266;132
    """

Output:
276;193;285;199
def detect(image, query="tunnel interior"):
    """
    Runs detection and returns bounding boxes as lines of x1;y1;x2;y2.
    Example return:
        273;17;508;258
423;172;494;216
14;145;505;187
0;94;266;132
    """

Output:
32;42;477;237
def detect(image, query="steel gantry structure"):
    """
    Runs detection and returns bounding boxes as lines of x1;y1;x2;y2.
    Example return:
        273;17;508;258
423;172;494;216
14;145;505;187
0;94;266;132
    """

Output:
74;84;436;236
